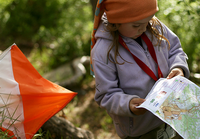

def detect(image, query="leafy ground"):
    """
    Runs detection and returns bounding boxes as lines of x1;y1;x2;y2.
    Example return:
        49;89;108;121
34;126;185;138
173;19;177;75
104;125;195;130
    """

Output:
56;78;120;139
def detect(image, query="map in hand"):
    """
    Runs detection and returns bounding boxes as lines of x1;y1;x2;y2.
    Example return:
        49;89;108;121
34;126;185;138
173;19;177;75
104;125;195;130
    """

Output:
138;76;200;139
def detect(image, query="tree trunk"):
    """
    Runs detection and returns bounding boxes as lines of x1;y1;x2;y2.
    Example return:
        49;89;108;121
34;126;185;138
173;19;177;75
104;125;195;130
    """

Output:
41;116;95;139
89;0;98;18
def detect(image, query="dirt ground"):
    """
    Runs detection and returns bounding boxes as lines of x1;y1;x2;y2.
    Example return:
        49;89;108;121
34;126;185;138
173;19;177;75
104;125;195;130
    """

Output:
57;79;120;139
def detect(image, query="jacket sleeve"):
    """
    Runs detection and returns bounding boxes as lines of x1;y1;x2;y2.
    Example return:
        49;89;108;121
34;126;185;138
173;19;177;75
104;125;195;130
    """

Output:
91;39;138;117
165;25;190;78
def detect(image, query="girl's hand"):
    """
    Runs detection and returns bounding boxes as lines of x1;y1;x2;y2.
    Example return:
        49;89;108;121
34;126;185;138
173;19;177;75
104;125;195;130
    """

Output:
129;98;146;115
167;68;184;79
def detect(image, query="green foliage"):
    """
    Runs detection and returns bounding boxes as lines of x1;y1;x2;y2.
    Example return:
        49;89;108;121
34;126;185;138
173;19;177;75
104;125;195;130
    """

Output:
28;46;54;75
0;0;62;44
43;0;93;69
156;0;200;72
0;0;93;74
100;114;113;131
0;130;12;139
0;93;20;139
32;128;53;139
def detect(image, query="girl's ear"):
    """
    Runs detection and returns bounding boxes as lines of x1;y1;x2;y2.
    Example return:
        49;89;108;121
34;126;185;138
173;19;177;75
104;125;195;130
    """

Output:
106;23;120;31
115;23;121;30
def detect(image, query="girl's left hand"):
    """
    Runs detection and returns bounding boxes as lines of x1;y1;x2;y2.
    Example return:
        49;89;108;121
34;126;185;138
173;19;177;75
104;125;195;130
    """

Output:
167;68;184;79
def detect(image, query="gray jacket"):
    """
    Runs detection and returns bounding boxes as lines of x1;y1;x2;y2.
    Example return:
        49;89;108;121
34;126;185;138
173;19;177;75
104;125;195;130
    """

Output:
91;20;190;138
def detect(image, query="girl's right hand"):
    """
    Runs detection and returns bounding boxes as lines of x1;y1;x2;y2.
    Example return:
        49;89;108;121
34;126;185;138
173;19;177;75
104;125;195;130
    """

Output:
129;98;147;115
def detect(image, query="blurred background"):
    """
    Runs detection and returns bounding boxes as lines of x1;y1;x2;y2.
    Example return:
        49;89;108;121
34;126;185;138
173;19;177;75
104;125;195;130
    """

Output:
0;0;199;75
0;0;199;138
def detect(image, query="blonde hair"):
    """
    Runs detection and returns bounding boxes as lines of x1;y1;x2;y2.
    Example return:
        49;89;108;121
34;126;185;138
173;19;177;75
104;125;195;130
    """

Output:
103;16;170;65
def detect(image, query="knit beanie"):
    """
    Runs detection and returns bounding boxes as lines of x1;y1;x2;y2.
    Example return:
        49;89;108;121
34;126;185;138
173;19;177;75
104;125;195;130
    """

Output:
90;0;158;75
104;0;158;23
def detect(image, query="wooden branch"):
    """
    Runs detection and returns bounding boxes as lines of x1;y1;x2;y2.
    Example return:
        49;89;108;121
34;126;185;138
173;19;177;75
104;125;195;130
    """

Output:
43;56;90;87
41;116;95;139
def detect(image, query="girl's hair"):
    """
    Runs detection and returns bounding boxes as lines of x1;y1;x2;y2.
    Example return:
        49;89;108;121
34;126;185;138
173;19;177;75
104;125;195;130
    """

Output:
102;16;170;65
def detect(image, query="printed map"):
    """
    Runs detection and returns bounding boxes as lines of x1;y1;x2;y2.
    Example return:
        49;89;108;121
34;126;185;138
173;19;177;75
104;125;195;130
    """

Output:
138;76;200;139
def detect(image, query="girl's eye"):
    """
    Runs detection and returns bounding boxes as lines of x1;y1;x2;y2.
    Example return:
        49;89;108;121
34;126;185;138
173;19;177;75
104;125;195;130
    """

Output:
132;25;140;28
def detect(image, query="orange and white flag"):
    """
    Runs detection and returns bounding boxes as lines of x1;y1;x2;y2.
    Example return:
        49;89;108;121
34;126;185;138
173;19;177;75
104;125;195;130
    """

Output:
0;44;77;139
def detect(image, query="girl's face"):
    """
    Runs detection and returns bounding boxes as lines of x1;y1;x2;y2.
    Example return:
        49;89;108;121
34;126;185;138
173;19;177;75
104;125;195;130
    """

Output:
118;15;154;39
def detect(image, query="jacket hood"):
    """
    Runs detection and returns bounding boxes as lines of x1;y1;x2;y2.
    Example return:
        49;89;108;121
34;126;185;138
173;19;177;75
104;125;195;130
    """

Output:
94;20;113;42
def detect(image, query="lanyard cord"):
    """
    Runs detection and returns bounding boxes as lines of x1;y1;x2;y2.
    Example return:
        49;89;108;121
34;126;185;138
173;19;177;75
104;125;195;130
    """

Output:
118;33;163;81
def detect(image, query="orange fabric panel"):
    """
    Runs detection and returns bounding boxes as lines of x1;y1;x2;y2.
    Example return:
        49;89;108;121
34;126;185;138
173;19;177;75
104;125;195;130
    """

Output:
0;127;17;139
10;45;77;139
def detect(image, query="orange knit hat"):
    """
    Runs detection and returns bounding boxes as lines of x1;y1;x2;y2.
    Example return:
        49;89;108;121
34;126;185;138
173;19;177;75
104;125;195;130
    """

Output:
104;0;159;23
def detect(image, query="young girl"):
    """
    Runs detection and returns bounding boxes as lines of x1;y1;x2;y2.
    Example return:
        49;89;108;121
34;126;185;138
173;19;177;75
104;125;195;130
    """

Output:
90;0;190;138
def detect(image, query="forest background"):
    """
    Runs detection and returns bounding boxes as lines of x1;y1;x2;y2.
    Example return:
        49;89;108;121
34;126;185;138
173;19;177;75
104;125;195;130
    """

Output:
0;0;199;138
